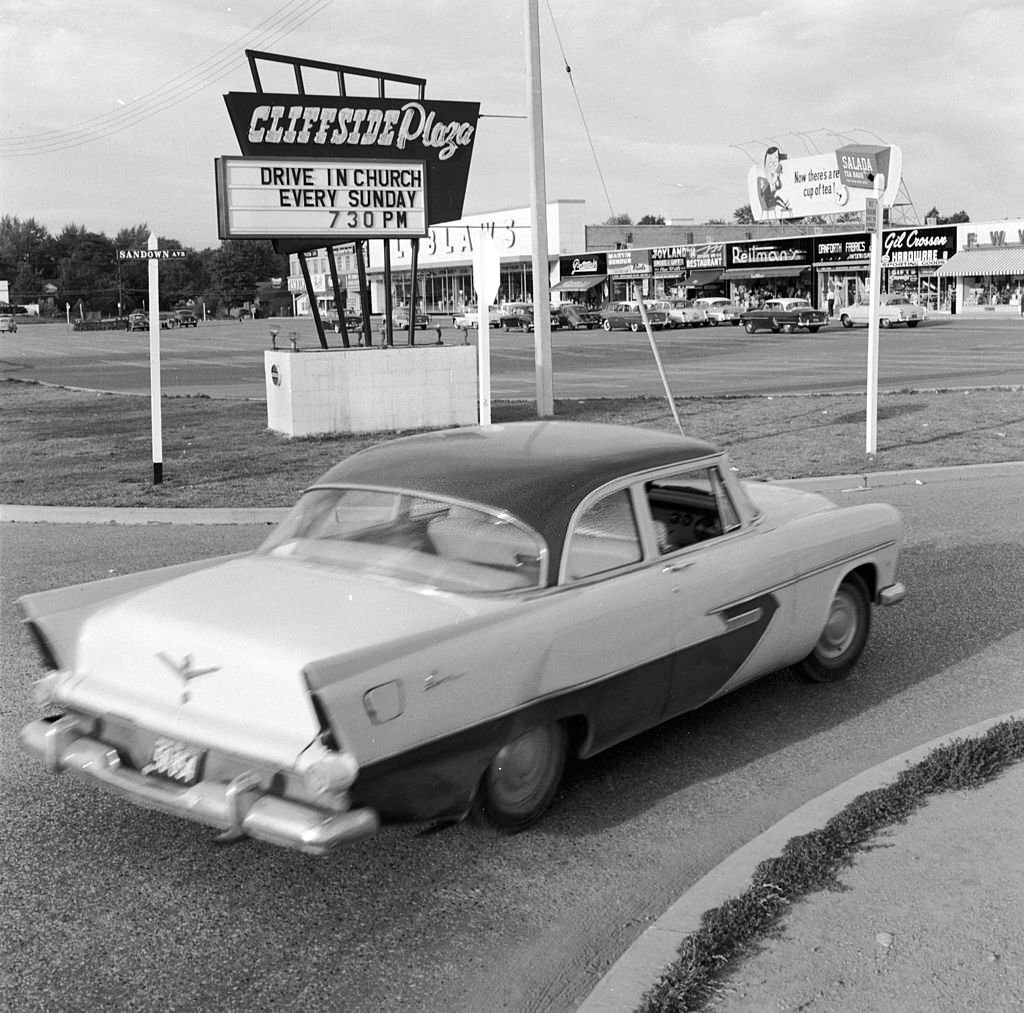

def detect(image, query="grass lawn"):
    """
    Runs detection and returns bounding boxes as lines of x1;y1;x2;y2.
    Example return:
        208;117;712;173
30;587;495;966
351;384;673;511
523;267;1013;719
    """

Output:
2;380;1022;508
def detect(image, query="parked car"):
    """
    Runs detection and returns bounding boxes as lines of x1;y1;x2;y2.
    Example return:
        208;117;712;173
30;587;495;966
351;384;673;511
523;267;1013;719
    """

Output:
127;312;148;332
664;299;708;328
0;314;18;333
498;302;536;331
172;309;199;328
18;420;904;854
839;295;926;329
552;305;602;330
693;297;742;326
454;306;502;329
392;307;430;330
740;298;829;334
599;300;671;332
329;311;365;333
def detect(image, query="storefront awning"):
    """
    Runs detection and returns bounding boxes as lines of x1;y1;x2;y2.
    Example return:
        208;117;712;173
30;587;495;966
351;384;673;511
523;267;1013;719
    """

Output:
815;262;869;273
934;247;1024;277
721;264;810;280
687;269;724;285
552;274;606;291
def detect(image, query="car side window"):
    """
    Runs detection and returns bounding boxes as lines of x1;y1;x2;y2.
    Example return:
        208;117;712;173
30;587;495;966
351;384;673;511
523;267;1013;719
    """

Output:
645;467;740;553
564;489;642;580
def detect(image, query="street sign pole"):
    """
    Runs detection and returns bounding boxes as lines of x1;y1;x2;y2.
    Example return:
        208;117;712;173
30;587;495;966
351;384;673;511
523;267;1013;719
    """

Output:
147;233;164;484
865;174;885;455
472;236;501;425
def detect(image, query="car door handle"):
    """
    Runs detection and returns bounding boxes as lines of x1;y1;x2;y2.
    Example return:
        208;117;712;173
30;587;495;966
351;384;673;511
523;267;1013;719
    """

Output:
661;560;694;574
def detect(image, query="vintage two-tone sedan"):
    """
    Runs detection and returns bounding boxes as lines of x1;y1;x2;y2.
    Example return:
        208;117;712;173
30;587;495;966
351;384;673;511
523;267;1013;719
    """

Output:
19;422;905;855
740;298;829;334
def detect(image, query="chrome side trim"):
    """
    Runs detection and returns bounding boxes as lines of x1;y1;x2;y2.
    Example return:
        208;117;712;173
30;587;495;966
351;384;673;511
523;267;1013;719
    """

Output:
708;540;899;617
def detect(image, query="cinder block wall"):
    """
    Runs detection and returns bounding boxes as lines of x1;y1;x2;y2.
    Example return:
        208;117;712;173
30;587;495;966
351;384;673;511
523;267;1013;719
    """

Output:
265;345;478;436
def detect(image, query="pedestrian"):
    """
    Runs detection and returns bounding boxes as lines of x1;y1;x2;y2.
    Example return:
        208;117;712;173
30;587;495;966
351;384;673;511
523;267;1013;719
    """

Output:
827;280;836;318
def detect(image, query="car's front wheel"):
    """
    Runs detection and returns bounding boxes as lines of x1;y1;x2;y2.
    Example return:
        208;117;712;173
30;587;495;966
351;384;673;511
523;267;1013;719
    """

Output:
906;320;920;328
630;321;641;332
743;320;756;333
797;573;871;682
840;314;853;328
470;722;567;832
880;317;892;328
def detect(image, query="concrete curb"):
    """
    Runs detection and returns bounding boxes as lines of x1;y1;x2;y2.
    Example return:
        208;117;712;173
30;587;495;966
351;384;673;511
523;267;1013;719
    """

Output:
4;463;1023;525
576;708;1024;1013
0;504;287;525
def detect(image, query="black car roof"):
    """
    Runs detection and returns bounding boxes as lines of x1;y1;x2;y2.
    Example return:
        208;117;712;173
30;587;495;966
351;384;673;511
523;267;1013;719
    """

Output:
312;422;719;576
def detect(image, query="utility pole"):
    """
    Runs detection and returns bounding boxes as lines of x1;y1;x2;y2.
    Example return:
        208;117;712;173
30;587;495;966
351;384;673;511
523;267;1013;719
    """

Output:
525;0;554;415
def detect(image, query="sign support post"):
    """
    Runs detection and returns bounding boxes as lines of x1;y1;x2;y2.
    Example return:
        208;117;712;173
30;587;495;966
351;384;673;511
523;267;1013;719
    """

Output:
865;174;884;456
146;233;164;484
473;236;501;425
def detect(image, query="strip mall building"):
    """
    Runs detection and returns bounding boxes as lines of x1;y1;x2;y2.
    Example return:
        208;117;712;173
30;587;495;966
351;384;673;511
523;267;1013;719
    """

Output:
287;200;1024;319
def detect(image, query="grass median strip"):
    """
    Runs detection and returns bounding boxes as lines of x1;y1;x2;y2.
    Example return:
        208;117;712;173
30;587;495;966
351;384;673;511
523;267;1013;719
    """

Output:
2;380;1023;508
637;717;1024;1013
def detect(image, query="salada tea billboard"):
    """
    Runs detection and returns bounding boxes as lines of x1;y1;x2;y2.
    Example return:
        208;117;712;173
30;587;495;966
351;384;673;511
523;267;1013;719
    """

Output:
746;145;902;222
218;93;480;241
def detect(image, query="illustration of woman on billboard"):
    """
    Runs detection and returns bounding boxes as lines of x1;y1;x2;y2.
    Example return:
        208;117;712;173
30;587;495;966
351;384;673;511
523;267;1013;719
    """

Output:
756;146;791;216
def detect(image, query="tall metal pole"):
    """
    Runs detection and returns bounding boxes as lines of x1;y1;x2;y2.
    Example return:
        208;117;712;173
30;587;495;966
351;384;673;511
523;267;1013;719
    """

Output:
146;232;163;484
525;0;554;415
865;173;885;455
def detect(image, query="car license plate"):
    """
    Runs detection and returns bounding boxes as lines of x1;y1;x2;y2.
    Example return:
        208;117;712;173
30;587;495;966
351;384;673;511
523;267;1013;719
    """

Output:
144;736;205;785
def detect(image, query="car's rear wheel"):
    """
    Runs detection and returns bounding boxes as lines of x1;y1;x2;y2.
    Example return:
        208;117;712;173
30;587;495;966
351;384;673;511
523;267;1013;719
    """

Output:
630;321;640;332
808;326;820;333
470;722;567;832
881;317;892;328
797;574;871;682
840;314;853;328
602;319;612;331
906;320;919;328
744;320;756;333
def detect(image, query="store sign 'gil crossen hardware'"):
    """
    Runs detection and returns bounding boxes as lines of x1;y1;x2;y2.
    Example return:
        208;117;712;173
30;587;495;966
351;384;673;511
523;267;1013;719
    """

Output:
215;157;428;239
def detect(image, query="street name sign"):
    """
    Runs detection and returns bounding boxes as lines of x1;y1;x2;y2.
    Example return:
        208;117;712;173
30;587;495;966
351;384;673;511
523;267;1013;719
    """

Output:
118;249;187;260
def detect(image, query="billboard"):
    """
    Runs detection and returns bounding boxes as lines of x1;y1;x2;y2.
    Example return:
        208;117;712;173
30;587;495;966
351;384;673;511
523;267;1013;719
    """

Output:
747;146;902;222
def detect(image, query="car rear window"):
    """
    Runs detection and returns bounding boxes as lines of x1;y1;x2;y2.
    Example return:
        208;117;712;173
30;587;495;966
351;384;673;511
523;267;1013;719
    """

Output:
259;487;546;592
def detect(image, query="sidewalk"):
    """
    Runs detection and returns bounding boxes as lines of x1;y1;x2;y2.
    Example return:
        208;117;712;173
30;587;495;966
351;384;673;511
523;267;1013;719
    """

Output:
579;713;1024;1013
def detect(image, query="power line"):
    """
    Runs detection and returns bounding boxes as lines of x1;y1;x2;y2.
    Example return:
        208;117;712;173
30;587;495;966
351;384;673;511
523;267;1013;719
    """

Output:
1;0;332;157
544;0;616;220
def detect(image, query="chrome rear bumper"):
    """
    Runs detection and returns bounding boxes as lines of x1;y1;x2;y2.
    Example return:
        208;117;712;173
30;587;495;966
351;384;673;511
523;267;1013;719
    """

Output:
878;581;907;607
21;716;379;855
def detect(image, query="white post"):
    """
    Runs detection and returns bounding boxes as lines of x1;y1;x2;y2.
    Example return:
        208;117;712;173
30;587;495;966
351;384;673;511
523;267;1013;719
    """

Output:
525;0;554;416
147;232;164;483
477;303;492;426
865;173;884;456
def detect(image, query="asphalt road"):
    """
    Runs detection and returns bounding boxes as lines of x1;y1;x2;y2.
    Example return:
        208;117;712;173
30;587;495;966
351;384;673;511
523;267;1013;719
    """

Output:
1;314;1022;401
3;468;1023;1013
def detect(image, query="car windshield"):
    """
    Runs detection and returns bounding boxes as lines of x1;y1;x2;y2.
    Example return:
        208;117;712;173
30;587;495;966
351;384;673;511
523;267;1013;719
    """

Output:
258;487;546;593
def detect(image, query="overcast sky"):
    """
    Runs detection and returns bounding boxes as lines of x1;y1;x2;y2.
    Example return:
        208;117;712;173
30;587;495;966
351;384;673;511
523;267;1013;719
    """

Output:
2;0;1021;249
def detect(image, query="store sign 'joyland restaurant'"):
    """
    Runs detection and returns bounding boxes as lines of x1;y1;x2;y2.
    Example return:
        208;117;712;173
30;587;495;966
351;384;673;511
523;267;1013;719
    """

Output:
217;93;480;240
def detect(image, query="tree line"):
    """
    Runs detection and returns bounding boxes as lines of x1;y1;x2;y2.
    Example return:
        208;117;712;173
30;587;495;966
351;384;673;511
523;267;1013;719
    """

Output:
0;216;289;318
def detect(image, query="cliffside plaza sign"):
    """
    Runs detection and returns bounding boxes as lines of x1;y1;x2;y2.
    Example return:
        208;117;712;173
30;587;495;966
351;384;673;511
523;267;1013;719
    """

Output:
216;50;481;352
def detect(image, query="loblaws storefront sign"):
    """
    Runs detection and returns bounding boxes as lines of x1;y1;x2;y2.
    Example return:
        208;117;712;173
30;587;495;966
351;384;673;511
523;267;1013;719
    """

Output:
223;92;480;228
